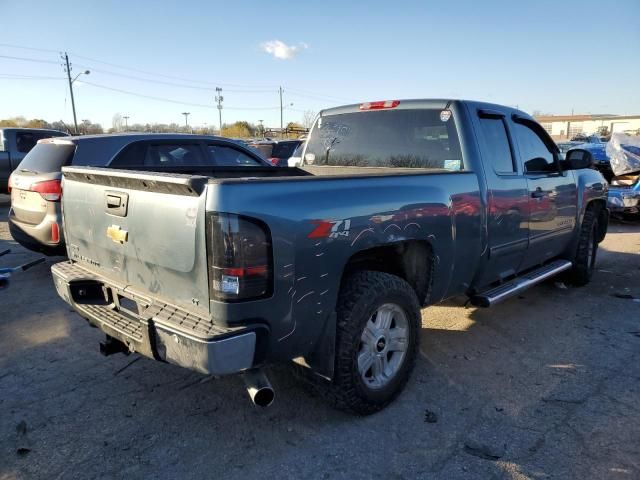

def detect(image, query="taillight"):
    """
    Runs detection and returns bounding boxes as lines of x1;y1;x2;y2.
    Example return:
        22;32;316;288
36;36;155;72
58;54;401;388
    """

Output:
7;173;13;193
31;179;61;202
207;213;272;302
267;157;279;166
359;100;400;110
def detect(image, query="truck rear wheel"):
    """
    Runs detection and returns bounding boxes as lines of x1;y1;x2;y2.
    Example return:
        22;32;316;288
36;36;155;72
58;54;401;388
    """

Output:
327;271;421;415
568;206;599;286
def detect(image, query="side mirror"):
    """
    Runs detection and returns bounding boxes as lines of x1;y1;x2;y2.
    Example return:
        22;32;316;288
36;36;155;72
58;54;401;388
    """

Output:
563;148;593;170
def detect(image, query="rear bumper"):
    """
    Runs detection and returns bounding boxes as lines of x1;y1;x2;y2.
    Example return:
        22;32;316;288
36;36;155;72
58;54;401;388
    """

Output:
51;261;263;376
8;208;65;255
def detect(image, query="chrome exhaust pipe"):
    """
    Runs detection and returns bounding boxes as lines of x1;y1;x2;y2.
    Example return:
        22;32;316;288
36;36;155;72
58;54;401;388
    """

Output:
242;369;275;407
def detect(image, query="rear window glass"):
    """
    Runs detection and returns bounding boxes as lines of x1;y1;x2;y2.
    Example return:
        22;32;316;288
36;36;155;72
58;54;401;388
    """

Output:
17;143;75;173
305;109;463;170
272;142;300;159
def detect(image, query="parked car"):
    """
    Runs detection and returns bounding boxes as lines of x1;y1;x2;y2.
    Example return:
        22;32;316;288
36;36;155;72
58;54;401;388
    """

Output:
9;134;270;255
52;99;608;414
248;139;303;166
0;128;69;192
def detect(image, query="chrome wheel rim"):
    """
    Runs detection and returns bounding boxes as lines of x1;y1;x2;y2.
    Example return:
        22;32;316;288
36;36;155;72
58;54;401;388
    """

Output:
357;303;409;390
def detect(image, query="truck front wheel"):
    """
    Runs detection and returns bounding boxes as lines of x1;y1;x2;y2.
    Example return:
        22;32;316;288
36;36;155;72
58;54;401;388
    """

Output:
568;206;600;286
328;270;421;414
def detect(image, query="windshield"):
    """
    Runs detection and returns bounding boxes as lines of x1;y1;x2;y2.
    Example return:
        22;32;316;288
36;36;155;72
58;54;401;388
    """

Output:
16;142;75;173
305;108;463;170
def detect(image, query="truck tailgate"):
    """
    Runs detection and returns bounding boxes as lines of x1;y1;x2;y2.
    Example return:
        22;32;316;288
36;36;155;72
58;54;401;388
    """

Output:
61;167;210;314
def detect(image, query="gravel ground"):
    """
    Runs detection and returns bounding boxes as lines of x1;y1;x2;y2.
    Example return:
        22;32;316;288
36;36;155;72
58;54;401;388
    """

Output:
1;194;639;479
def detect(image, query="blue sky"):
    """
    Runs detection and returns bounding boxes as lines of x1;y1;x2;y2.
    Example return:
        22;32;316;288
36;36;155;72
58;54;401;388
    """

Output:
1;0;639;130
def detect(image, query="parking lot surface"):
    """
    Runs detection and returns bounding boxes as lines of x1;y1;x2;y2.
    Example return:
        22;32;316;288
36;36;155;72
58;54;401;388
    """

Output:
1;194;638;479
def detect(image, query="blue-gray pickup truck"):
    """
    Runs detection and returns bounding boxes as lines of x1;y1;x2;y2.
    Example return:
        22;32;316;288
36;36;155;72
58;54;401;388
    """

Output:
51;99;609;414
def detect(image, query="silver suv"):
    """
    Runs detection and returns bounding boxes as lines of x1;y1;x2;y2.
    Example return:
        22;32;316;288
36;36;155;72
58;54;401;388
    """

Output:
9;133;269;254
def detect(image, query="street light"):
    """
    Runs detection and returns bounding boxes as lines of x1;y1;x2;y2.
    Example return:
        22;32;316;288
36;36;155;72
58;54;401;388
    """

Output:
72;70;90;85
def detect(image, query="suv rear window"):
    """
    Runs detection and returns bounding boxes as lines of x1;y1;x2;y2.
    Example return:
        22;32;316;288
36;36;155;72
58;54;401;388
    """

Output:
17;143;76;173
305;109;463;170
272;142;300;159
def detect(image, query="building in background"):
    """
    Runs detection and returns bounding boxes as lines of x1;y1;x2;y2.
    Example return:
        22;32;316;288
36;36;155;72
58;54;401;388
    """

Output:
534;114;640;140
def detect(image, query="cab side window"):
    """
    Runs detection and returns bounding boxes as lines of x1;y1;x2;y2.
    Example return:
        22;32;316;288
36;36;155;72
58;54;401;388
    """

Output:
478;117;515;173
207;145;261;166
514;123;557;173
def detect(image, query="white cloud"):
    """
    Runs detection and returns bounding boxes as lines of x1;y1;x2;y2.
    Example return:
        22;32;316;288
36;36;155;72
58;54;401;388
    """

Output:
260;40;308;60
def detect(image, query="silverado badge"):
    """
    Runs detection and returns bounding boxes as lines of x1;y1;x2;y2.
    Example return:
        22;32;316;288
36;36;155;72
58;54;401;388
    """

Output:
106;225;128;244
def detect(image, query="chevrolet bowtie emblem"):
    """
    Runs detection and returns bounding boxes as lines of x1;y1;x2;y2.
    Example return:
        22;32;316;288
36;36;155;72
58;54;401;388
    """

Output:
106;225;128;244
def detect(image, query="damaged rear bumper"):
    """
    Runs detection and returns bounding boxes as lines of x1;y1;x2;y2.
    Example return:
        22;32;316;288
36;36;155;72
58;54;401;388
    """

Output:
51;261;265;376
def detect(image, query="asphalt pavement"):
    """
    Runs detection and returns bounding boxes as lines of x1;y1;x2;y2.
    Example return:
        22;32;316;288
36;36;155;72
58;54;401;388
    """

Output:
1;194;638;479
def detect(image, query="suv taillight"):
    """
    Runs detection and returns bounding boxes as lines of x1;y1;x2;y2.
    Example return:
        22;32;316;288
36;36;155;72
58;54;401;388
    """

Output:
31;179;62;202
207;213;273;302
7;173;14;193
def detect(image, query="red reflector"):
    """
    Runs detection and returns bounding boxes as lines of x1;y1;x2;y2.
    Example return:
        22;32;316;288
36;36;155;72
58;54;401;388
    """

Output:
222;266;268;277
51;222;60;243
31;179;61;202
359;100;400;111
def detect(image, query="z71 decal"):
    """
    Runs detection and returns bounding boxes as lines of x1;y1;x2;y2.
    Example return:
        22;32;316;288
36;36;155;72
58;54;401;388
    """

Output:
308;219;352;239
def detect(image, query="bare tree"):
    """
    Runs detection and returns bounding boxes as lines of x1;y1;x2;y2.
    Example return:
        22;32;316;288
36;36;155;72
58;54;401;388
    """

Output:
302;110;317;129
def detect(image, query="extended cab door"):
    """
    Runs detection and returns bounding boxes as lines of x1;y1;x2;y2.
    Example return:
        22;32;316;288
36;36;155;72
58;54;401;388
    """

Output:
511;117;577;268
474;110;530;286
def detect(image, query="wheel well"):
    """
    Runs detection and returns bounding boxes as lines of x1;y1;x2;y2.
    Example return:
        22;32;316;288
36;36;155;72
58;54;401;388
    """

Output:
341;241;434;306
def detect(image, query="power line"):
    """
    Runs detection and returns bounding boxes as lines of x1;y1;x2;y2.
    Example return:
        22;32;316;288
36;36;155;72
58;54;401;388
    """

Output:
0;74;64;80
0;54;59;65
71;53;278;89
0;42;60;54
0;44;352;105
71;63;275;93
81;80;282;110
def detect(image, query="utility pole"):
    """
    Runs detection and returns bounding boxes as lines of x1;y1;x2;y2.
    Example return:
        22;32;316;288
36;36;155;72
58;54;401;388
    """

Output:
279;86;284;136
61;52;90;135
182;112;190;132
215;87;223;135
123;115;130;131
258;119;264;139
62;52;78;134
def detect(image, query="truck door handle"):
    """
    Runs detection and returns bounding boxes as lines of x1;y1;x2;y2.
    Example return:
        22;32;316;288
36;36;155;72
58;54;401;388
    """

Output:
531;188;545;199
105;191;129;217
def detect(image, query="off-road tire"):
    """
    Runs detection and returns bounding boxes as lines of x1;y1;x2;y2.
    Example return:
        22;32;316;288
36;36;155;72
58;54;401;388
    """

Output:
318;271;421;415
568;206;600;286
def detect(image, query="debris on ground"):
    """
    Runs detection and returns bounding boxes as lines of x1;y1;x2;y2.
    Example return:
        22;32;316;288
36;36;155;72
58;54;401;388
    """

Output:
555;282;568;290
611;293;636;300
424;409;438;423
463;439;505;460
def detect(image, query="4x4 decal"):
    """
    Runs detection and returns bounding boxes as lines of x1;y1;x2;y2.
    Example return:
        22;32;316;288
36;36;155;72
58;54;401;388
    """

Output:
308;219;351;239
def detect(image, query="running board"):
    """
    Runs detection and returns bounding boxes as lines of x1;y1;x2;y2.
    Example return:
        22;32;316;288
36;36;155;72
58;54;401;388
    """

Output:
470;259;572;308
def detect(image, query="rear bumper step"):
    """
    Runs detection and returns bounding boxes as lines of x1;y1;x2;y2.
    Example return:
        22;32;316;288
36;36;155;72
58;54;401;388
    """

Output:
470;259;572;308
51;261;263;375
